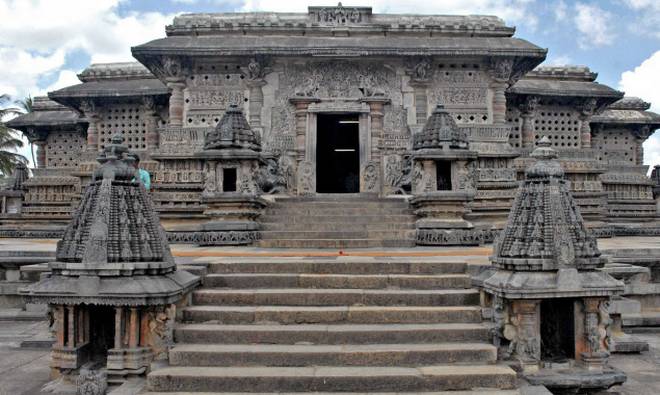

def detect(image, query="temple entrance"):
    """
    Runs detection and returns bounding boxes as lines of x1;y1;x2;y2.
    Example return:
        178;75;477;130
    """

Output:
316;114;360;193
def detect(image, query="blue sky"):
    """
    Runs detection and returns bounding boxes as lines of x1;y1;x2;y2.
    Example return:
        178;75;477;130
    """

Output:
1;0;659;167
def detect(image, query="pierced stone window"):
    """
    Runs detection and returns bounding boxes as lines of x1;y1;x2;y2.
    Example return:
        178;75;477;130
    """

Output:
592;128;637;164
97;104;148;151
46;131;85;168
533;106;581;149
506;106;522;148
436;161;452;191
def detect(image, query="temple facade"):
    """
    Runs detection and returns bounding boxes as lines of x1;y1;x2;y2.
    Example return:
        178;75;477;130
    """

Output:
4;4;660;246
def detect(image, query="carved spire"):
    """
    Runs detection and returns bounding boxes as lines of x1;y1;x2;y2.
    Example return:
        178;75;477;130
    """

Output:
55;134;173;269
204;105;261;151
492;136;605;271
413;104;468;150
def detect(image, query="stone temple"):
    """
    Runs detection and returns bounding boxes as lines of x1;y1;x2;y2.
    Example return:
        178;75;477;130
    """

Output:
2;4;660;394
3;4;659;248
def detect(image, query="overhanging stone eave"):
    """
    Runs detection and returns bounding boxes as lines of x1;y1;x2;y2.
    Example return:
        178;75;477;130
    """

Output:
131;35;547;60
508;86;624;101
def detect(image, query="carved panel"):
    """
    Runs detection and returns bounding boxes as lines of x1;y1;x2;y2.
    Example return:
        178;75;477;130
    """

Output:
97;104;151;150
430;64;489;125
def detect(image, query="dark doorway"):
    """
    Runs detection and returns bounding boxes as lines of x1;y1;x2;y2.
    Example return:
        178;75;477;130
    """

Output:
541;298;575;362
316;114;360;193
436;161;452;191
89;306;115;363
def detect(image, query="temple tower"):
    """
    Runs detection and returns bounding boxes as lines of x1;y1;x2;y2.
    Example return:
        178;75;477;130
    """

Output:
21;135;199;383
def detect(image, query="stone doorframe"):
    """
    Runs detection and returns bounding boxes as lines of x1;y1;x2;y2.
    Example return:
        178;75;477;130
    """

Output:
291;97;390;195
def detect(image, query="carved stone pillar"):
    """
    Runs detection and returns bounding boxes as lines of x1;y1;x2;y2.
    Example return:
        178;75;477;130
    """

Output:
247;80;266;129
167;81;186;128
142;96;160;149
491;82;508;124
368;100;385;166
580;298;609;371
80;100;99;151
290;98;316;164
519;96;539;149
409;81;429;125
512;299;540;373
35;140;47;168
161;57;189;128
487;58;514;125
579;99;597;149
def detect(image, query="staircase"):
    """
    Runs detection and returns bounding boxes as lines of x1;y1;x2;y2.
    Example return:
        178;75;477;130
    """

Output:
147;257;518;394
256;194;417;248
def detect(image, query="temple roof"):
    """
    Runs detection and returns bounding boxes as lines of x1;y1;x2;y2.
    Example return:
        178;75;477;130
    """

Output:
48;62;168;107
6;97;84;139
133;35;546;58
592;97;660;127
509;65;623;100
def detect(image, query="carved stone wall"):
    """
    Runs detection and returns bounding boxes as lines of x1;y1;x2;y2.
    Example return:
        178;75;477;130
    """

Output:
429;63;490;125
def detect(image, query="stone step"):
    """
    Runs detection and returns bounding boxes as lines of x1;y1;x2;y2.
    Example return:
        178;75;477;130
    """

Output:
169;343;497;367
192;288;480;307
208;260;467;275
174;323;491;345
148;365;517;392
181;305;483;325
260;222;416;231
259;214;415;224
203;273;472;289
145;391;521;395
256;239;415;249
259;230;416;240
263;208;413;216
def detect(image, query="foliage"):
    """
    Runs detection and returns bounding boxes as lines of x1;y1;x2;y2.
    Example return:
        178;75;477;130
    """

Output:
0;94;29;176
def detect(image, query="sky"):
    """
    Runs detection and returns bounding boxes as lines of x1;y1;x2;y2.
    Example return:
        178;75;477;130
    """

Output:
0;0;659;169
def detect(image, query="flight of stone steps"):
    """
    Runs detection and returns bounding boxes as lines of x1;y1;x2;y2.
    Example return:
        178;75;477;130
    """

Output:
146;257;518;394
256;194;416;248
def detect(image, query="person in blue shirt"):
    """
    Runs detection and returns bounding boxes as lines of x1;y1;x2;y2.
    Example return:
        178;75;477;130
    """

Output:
129;153;151;191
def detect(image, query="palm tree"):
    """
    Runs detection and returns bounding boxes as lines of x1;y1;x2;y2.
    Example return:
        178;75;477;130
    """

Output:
0;94;28;175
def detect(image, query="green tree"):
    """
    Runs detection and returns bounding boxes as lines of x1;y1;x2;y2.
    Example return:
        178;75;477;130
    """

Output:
0;94;28;175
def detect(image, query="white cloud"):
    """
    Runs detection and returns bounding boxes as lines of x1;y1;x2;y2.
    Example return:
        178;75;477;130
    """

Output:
621;0;660;39
0;0;174;99
573;3;616;49
553;0;567;21
241;0;539;30
618;51;660;169
44;70;82;93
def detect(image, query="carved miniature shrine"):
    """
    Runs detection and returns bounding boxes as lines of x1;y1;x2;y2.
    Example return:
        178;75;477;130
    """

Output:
2;4;659;248
20;135;199;382
483;137;626;392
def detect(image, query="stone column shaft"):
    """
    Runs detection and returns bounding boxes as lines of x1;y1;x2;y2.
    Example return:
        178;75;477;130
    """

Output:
114;307;123;349
35;141;47;168
85;114;100;152
491;82;507;124
247;80;266;128
167;81;186;128
129;308;139;348
580;118;592;148
55;306;65;347
521;114;535;148
369;101;385;165
293;101;311;163
67;306;75;347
